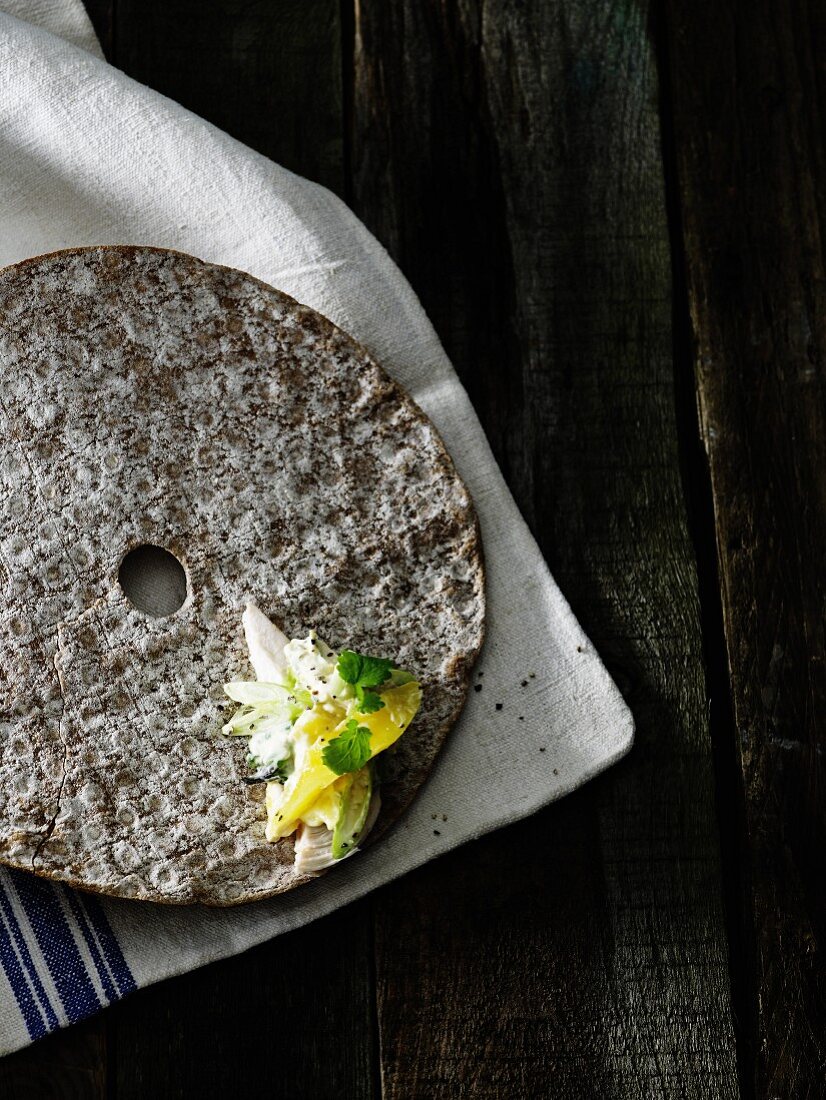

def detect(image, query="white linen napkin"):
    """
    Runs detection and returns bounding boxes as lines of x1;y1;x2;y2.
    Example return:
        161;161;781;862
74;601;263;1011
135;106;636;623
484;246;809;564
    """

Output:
0;1;633;1055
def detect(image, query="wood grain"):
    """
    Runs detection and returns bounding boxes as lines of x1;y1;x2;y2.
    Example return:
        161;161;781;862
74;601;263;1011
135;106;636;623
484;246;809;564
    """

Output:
114;0;344;195
79;0;113;58
666;0;826;1093
3;0;776;1095
0;1019;106;1100
351;2;739;1095
112;907;376;1100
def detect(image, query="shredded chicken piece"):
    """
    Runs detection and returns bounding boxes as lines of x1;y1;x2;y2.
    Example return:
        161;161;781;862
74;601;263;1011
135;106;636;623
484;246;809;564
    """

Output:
293;823;336;875
293;790;382;874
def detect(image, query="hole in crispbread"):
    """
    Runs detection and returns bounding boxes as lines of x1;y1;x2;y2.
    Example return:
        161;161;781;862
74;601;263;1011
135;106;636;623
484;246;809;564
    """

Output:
118;545;187;617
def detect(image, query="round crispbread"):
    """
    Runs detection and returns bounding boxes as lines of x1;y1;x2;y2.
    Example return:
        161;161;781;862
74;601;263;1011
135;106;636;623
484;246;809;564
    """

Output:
0;246;484;904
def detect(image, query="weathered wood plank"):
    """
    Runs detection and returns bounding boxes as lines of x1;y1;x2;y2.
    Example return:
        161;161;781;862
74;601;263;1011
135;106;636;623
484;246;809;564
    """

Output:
350;2;740;1095
80;0;113;58
0;1018;106;1100
112;908;376;1099
666;0;826;1093
114;0;344;195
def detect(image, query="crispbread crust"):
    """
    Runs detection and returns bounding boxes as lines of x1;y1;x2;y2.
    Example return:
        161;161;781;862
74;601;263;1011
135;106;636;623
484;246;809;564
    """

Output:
0;246;484;904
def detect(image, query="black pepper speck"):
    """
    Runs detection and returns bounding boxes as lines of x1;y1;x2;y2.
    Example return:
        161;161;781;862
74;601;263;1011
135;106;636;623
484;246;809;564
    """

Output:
495;703;503;711
474;684;482;693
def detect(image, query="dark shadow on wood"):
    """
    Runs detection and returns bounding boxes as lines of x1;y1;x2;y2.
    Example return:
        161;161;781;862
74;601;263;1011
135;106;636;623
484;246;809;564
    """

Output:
652;2;757;1095
0;1018;107;1100
664;0;826;1091
110;903;376;1100
81;0;114;60
340;0;355;211
113;0;344;195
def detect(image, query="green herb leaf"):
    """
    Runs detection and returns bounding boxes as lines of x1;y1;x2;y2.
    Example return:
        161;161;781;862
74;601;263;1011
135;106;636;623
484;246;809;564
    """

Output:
337;650;394;715
358;655;394;688
322;719;373;775
336;649;364;685
357;689;385;714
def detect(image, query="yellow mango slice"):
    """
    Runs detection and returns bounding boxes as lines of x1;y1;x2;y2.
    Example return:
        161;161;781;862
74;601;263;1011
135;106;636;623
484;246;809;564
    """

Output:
266;682;421;841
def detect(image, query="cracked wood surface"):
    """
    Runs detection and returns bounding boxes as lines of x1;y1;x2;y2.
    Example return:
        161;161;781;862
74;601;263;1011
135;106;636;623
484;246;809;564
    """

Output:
666;1;826;1093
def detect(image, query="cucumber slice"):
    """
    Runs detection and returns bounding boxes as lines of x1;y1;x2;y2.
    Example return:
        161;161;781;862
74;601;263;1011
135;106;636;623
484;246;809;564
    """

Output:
331;765;373;859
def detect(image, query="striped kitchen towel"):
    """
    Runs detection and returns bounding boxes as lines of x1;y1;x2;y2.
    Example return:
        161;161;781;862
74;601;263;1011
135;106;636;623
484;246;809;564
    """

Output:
0;0;633;1056
0;870;135;1041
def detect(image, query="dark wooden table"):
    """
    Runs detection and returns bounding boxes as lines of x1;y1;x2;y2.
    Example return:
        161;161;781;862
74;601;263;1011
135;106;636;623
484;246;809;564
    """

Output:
3;2;824;1097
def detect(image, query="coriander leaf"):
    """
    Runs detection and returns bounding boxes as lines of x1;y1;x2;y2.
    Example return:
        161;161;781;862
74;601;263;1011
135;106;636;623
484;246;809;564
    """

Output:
337;649;394;716
322;719;373;775
358;655;394;688
337;650;394;689
336;650;364;685
357;690;385;714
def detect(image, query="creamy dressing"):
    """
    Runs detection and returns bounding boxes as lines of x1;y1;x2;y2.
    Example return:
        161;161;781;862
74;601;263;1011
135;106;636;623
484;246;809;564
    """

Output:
248;718;293;769
283;632;354;712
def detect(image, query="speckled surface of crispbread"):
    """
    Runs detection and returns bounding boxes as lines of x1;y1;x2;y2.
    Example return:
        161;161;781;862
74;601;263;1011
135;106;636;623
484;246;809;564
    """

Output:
0;246;484;904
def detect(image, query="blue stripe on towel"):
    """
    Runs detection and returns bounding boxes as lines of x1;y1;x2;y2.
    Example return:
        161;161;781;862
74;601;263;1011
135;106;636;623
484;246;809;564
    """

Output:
76;890;136;996
0;874;50;1040
10;870;101;1024
0;871;58;1034
63;887;117;1004
0;867;135;1040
